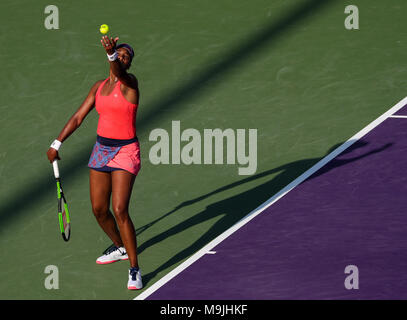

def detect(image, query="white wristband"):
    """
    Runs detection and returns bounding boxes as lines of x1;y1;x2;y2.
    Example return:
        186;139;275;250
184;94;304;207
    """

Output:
107;51;118;62
50;139;62;151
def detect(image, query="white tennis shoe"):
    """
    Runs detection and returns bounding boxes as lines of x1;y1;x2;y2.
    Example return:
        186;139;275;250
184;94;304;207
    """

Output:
96;245;128;265
128;267;143;290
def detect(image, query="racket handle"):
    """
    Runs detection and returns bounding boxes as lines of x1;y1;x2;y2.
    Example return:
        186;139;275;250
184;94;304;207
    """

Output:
52;160;60;179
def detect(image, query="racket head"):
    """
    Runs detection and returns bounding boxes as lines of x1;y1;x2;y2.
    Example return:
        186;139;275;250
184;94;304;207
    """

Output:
57;180;71;242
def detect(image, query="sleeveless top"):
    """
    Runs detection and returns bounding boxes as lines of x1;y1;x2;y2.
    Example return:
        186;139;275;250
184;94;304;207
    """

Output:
95;78;138;140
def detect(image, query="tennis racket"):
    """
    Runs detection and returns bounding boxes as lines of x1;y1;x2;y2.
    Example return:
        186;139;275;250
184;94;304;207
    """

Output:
52;160;71;241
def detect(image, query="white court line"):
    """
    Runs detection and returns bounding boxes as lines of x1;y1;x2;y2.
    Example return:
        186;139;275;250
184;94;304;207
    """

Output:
388;115;407;118
135;97;407;300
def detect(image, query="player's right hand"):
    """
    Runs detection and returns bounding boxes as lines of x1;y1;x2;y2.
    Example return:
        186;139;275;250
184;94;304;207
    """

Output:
47;148;61;163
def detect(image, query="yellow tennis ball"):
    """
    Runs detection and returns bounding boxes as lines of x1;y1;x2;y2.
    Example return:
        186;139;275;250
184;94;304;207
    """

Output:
100;24;109;35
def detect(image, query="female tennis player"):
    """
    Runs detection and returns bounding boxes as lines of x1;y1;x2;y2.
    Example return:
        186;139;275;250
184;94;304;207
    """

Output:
46;35;142;290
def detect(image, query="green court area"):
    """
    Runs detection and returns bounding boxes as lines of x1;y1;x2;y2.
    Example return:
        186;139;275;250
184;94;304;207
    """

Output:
0;0;406;299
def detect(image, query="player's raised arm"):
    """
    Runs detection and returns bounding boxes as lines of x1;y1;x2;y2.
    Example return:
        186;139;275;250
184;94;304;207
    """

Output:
101;35;138;90
46;79;103;163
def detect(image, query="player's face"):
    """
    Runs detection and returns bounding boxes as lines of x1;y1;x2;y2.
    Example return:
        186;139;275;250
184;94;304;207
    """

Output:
117;48;132;70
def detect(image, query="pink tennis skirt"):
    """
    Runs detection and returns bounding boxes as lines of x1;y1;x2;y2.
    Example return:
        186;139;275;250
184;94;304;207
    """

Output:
88;140;141;176
107;141;141;175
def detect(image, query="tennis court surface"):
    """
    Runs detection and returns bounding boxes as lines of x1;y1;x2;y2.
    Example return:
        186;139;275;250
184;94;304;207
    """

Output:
138;98;407;300
2;0;407;300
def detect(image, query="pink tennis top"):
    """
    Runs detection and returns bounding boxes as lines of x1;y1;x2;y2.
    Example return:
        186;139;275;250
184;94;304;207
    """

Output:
95;78;138;140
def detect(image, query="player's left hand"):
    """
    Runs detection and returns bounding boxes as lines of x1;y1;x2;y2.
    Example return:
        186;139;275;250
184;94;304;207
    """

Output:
101;35;119;55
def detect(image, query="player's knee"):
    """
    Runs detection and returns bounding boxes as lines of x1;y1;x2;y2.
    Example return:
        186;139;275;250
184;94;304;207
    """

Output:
112;205;129;224
92;204;109;220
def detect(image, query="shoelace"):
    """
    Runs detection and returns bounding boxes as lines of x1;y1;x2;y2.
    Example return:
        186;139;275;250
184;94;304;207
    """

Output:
130;267;139;280
103;244;120;255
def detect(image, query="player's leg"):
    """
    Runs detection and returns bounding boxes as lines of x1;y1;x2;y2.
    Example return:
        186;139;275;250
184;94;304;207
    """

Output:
111;169;139;268
111;169;142;289
89;168;123;247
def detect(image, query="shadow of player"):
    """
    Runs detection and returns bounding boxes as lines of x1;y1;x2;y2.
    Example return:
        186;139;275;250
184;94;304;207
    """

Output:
139;140;392;286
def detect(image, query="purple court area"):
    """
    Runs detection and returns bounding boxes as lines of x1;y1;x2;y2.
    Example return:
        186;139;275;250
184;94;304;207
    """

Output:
393;104;407;116
147;113;407;300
